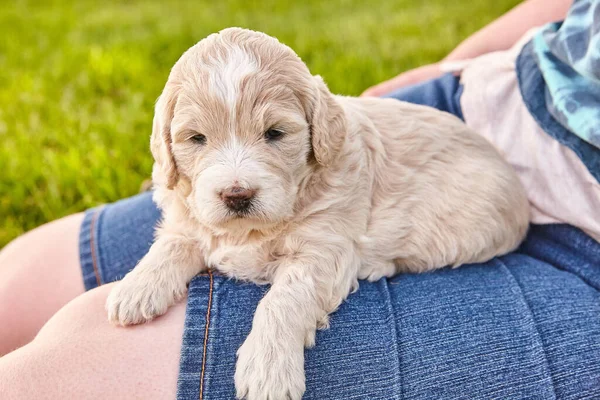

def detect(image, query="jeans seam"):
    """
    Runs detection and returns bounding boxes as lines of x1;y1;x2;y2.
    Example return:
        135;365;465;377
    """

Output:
494;258;558;399
199;269;214;400
383;279;403;400
89;207;104;286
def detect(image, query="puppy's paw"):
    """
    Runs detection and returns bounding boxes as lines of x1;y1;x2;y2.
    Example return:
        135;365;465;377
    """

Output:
105;274;181;326
358;259;396;282
235;330;306;400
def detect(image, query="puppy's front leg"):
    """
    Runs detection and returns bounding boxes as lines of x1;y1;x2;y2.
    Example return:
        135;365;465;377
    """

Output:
106;232;204;326
235;244;358;400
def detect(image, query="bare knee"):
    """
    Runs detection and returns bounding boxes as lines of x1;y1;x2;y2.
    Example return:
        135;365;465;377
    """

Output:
0;283;186;400
0;213;85;355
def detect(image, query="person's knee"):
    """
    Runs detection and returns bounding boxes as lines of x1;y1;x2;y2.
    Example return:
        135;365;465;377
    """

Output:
0;213;85;355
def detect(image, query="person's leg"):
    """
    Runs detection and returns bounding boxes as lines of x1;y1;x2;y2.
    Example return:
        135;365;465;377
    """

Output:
0;282;185;400
0;213;85;355
0;191;162;356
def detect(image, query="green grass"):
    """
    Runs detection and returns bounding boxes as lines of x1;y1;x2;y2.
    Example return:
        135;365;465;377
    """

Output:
0;0;520;247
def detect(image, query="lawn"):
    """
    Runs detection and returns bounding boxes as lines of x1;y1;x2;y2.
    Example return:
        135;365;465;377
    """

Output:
0;0;520;247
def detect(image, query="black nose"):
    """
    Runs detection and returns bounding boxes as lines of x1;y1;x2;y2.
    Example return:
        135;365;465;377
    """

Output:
220;186;256;212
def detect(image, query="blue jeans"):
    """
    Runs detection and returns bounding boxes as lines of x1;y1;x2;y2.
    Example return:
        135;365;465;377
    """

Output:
79;75;600;399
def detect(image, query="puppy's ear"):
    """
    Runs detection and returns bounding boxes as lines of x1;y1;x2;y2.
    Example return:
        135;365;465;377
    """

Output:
310;75;347;167
150;84;179;190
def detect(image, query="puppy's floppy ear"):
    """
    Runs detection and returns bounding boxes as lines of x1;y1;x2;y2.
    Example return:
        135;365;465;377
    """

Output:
150;84;179;190
309;75;347;167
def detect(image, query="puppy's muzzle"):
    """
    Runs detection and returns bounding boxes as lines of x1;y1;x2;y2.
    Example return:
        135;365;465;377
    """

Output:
220;186;256;213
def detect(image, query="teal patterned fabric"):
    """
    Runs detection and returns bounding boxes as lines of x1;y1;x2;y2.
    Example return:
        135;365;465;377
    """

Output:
532;0;600;149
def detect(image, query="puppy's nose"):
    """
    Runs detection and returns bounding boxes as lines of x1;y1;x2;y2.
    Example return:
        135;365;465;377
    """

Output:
220;186;256;212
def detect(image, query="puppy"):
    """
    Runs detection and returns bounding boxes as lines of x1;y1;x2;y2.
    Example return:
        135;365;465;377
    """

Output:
106;28;529;399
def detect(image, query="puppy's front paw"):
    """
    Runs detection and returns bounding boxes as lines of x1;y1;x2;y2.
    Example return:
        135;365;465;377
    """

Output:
235;330;306;400
105;274;182;326
358;259;396;282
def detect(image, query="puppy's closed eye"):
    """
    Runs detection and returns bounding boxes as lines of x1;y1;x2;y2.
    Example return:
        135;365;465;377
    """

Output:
264;128;284;142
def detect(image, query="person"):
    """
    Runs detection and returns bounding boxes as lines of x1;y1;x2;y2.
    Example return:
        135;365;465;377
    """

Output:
1;0;599;398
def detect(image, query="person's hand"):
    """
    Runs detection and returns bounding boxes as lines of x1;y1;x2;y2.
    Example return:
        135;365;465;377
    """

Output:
361;63;443;97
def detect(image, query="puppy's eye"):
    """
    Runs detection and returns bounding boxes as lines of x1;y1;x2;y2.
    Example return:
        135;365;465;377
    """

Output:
190;134;207;145
264;128;284;141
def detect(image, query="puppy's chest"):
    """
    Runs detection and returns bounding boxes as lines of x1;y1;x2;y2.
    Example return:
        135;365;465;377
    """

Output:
202;237;279;283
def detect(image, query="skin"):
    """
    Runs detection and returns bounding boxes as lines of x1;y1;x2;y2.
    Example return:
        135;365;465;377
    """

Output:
0;283;184;400
0;215;184;399
0;213;85;356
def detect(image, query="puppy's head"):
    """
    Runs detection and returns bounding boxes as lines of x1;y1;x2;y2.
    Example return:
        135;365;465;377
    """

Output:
151;28;346;232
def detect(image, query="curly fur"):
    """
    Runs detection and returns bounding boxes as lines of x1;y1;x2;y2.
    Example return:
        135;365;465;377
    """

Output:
106;27;530;400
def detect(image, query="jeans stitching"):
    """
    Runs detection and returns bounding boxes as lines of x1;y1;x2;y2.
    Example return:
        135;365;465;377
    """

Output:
199;269;214;400
89;208;104;286
382;278;403;400
494;257;558;399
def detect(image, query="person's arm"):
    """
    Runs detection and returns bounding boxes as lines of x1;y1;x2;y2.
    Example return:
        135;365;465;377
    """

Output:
361;0;572;97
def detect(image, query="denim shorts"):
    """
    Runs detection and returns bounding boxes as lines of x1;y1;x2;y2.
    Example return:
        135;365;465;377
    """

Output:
79;74;600;399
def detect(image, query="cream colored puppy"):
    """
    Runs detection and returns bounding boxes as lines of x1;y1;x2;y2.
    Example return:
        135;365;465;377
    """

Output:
106;28;529;399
